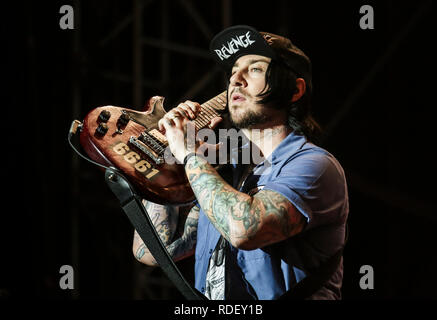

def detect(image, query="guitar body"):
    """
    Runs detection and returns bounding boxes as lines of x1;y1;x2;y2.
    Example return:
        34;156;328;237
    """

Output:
79;92;227;205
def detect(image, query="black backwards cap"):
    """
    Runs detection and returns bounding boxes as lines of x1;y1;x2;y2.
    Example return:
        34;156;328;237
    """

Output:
209;25;312;89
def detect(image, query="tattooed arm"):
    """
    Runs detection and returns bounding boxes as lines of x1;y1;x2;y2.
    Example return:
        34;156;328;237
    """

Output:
133;201;199;266
185;156;307;250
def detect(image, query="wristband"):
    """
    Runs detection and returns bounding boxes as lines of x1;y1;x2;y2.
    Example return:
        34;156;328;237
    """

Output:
183;152;204;167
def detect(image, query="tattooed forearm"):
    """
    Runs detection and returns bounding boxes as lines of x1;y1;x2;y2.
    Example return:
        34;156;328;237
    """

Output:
144;200;178;244
134;231;147;260
186;156;253;243
164;216;198;262
185;155;306;249
133;204;199;266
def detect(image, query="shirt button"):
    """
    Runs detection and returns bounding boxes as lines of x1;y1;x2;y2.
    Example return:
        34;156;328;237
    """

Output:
201;287;205;292
209;249;213;254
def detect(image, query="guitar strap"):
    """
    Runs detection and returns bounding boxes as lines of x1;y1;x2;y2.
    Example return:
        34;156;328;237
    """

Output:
104;167;207;300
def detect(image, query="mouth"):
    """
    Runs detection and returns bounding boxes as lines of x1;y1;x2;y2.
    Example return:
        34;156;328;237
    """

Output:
231;93;246;103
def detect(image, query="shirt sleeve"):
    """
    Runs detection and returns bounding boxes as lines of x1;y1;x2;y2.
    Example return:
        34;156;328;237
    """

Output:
262;151;348;230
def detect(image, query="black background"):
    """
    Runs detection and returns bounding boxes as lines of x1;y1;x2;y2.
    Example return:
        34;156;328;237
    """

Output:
1;0;436;302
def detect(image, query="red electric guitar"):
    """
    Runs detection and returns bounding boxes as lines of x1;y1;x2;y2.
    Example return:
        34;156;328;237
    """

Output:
75;91;227;205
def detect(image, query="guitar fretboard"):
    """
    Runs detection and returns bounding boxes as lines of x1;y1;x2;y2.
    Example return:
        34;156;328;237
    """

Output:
193;91;227;130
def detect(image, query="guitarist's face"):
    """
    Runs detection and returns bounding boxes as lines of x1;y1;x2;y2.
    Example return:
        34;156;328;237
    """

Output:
228;54;274;129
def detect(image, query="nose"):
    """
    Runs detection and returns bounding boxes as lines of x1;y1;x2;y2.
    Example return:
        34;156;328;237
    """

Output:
229;69;247;88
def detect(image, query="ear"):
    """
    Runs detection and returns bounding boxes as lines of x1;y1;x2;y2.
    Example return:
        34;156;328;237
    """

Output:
291;78;306;102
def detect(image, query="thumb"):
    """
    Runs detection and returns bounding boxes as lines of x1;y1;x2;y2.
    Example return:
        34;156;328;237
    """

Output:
158;118;166;133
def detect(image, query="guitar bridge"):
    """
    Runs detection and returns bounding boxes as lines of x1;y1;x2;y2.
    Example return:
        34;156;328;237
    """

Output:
129;135;164;164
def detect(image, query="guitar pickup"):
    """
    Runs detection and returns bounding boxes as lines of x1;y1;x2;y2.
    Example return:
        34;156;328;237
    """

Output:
129;136;164;164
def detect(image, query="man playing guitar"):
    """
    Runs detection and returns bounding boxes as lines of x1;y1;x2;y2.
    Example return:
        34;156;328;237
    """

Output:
132;25;349;300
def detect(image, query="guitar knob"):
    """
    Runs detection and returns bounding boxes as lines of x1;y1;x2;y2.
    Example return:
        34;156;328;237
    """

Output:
95;123;108;136
117;112;130;127
98;110;111;122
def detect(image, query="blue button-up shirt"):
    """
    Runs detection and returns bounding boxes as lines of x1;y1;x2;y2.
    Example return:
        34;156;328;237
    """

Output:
194;132;349;300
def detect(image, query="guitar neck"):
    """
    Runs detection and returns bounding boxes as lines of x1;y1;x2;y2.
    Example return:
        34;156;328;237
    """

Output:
193;91;227;130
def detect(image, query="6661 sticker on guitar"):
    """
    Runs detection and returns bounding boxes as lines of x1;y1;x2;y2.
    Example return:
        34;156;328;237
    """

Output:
111;141;159;180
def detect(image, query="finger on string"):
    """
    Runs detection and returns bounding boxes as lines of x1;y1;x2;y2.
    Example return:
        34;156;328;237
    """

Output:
184;101;201;115
178;104;195;119
208;116;223;129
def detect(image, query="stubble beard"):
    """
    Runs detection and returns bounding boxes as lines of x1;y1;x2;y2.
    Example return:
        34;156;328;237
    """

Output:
229;103;270;129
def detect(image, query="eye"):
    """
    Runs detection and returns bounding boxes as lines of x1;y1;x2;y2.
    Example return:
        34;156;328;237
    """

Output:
250;66;264;74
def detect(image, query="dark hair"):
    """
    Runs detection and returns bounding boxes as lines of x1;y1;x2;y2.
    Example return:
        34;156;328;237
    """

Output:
257;59;322;142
